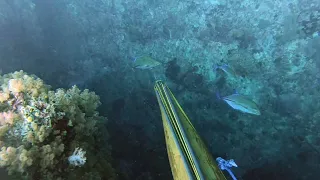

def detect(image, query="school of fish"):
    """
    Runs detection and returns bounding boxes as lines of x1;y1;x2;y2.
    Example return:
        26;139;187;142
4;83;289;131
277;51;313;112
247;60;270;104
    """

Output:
132;56;260;115
215;64;261;115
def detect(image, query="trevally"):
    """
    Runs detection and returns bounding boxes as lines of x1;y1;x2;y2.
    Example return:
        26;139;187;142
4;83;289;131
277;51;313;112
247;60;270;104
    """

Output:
133;56;161;69
219;93;261;115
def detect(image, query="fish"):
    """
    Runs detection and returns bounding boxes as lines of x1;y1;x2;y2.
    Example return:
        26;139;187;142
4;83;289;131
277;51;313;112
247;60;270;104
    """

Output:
312;31;320;38
218;92;261;115
132;56;161;69
214;64;237;79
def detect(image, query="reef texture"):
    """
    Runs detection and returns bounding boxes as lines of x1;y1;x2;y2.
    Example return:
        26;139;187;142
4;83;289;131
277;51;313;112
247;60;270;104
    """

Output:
0;71;116;180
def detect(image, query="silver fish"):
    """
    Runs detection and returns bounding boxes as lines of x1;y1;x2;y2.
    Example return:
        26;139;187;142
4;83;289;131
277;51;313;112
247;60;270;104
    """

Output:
222;94;261;115
133;56;161;69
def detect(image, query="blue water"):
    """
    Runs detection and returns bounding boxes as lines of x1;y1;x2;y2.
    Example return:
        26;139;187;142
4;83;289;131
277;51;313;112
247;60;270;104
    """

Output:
0;0;319;179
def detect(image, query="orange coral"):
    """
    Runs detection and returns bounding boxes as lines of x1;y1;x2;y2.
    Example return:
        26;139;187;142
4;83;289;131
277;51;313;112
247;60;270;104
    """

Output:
0;91;9;103
0;111;15;126
8;79;24;93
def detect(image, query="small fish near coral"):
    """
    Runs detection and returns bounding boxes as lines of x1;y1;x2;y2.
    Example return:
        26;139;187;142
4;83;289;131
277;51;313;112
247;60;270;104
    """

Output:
132;56;161;69
214;64;237;79
217;92;261;115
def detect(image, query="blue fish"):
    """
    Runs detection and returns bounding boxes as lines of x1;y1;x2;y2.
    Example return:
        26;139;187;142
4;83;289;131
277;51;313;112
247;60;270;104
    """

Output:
312;31;320;38
214;64;237;79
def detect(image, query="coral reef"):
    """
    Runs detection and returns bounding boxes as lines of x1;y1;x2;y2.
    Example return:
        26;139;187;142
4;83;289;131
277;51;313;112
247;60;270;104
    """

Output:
0;71;116;180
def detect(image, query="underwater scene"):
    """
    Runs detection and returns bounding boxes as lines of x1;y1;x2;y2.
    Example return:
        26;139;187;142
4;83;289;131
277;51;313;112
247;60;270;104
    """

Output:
0;0;319;179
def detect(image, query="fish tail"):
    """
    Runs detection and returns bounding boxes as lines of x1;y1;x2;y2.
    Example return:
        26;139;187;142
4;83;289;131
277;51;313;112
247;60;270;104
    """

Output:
233;89;238;94
132;57;137;62
216;91;222;100
221;64;230;70
213;64;220;71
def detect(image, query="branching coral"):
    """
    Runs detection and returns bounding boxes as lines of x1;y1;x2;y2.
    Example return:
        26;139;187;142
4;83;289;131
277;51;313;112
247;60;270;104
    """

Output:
68;147;86;166
0;70;116;180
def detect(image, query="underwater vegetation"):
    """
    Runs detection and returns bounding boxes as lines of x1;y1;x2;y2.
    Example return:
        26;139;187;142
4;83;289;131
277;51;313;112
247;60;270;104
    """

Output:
0;71;116;180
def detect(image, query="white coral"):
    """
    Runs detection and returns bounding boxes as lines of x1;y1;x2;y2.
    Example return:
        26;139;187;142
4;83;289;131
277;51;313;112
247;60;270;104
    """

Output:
68;147;86;167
